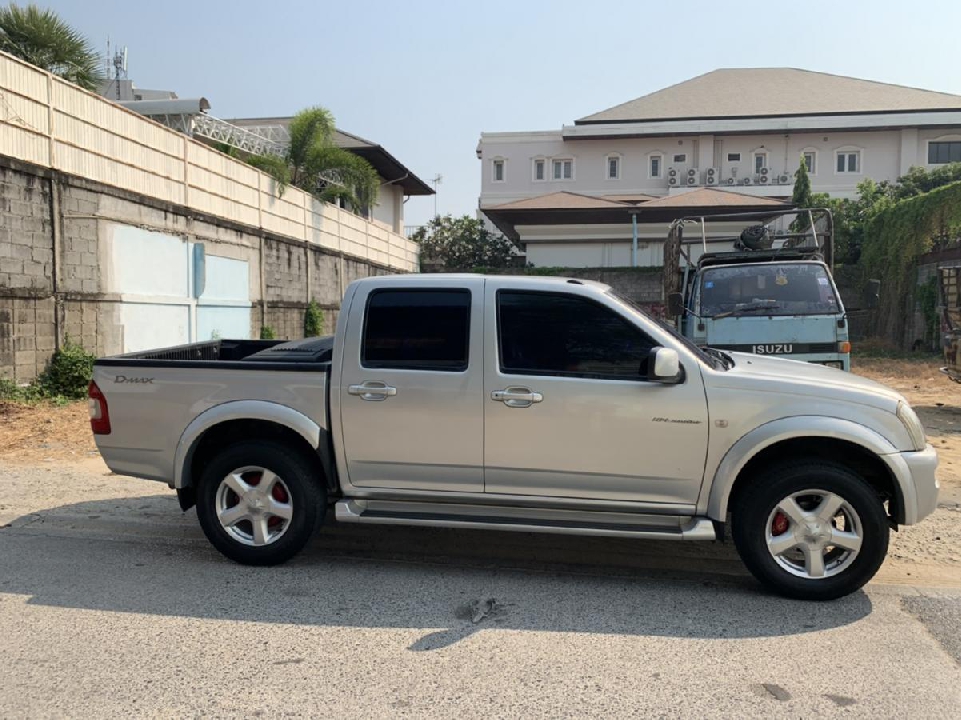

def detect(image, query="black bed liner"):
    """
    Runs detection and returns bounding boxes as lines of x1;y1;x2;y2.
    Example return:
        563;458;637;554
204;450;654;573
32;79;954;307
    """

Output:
94;337;334;371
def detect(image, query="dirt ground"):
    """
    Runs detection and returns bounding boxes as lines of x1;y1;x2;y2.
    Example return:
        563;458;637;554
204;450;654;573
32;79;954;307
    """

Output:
1;357;959;587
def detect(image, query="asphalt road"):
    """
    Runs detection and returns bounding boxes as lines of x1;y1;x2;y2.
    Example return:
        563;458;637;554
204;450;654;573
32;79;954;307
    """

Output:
1;466;960;718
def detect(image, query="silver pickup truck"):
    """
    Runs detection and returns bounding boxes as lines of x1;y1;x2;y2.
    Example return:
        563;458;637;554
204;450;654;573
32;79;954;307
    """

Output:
89;275;939;600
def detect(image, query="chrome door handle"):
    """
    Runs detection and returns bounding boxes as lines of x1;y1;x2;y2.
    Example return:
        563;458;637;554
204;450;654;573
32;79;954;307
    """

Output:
491;386;543;408
348;381;397;401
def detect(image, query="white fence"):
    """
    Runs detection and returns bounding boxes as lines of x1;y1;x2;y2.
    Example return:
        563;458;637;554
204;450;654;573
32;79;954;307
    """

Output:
0;51;418;272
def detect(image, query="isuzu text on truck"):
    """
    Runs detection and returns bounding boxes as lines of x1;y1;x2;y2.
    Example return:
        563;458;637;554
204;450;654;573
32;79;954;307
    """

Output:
89;275;937;600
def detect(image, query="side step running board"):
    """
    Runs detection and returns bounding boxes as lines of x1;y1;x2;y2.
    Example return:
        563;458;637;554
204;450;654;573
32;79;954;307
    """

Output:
335;499;716;541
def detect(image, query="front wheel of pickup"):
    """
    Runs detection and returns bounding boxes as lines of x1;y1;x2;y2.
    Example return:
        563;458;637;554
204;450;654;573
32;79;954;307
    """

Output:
196;440;325;566
732;460;889;601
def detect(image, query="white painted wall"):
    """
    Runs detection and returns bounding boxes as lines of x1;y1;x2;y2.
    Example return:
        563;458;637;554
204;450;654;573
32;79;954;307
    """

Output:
105;223;252;352
478;128;922;206
372;183;404;233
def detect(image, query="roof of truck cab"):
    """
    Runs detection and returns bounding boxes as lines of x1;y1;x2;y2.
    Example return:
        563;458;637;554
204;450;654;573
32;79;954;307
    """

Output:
353;274;610;290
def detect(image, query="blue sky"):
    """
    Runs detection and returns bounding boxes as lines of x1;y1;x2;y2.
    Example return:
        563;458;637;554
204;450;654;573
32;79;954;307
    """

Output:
49;0;961;226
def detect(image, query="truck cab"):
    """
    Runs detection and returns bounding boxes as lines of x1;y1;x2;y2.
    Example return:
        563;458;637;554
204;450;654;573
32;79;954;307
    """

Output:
682;254;850;370
668;208;851;371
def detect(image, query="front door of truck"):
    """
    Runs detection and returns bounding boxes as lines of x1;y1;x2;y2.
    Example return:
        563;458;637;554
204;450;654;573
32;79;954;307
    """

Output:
339;278;485;493
483;282;709;507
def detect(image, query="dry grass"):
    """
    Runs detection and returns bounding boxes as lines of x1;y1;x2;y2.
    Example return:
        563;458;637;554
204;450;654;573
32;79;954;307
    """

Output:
0;400;98;465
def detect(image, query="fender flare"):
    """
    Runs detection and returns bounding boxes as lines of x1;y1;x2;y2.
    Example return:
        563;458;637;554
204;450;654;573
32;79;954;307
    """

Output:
173;400;323;489
705;416;911;522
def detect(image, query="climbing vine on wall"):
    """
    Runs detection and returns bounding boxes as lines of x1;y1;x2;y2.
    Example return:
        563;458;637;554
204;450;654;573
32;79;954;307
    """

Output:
861;180;961;345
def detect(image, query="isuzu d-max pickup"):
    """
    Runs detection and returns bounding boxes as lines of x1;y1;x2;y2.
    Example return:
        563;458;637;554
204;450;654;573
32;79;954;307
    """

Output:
88;275;939;600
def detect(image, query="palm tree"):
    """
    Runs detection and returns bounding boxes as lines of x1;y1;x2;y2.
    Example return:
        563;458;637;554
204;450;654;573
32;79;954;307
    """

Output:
249;107;380;214
0;3;101;91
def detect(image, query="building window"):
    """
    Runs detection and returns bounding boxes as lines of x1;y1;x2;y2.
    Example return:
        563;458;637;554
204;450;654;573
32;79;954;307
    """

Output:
533;158;545;181
649;154;662;178
754;152;767;174
552;158;574;180
362;289;471;372
802;151;817;174
727;152;741;162
928;141;961;164
606;155;620;180
672;153;687;164
836;151;861;173
492;159;505;182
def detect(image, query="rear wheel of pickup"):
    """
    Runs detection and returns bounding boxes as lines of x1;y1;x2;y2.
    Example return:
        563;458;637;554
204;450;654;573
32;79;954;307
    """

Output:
732;460;889;601
196;440;325;566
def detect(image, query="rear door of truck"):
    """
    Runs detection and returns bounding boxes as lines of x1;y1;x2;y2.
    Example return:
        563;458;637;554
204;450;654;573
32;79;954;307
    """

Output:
337;277;485;493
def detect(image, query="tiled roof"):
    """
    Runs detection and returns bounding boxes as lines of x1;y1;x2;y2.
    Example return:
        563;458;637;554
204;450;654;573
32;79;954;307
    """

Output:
484;191;634;211
578;68;961;124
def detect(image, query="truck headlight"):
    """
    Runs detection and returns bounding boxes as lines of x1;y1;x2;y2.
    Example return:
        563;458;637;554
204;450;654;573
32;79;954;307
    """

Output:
897;401;927;451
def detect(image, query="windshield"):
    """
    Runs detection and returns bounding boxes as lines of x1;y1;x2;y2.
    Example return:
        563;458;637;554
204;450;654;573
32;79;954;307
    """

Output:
699;262;840;318
606;289;718;369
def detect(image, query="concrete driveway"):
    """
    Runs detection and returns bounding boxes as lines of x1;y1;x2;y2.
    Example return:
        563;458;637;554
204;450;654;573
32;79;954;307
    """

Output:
1;465;960;718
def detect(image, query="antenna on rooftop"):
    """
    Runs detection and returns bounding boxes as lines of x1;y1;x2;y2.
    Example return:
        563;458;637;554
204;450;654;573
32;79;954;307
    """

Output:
431;174;442;217
107;40;128;101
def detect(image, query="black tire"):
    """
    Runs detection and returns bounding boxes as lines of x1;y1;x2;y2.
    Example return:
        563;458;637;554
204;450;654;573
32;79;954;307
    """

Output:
196;440;325;566
731;460;889;601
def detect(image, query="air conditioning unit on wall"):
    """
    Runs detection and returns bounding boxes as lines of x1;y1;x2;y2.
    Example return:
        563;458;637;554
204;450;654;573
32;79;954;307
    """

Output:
686;174;698;186
725;177;736;185
668;167;679;178
668;175;679;186
777;173;791;184
758;173;769;184
686;167;698;178
742;177;753;186
705;168;718;185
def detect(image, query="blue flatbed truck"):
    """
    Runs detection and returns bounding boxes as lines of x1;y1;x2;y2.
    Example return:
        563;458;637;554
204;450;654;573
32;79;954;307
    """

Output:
666;208;858;371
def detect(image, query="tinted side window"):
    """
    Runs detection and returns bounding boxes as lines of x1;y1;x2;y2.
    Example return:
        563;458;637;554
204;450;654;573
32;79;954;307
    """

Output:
498;291;656;379
362;289;470;371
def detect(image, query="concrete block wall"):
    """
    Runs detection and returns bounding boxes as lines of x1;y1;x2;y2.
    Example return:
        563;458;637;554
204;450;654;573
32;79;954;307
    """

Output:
0;165;55;380
0;158;401;381
560;268;664;305
264;239;308;304
0;165;52;293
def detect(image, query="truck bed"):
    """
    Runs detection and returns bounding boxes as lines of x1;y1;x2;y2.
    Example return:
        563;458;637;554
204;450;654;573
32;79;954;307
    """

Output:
95;337;335;371
92;337;333;484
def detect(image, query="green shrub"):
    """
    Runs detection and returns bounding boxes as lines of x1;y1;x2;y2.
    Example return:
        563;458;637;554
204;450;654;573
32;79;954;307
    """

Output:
304;300;324;337
35;338;96;400
0;376;26;401
260;325;277;340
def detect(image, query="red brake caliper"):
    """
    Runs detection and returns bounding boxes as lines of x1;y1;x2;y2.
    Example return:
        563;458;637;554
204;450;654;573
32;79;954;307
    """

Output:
268;480;288;528
771;511;789;536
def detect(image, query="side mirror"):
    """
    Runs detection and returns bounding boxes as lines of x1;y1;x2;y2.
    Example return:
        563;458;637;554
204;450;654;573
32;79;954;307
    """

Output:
667;292;684;317
863;279;880;310
647;347;682;384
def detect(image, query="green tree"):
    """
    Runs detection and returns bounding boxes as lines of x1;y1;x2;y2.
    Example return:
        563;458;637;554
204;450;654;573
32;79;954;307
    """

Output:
892;163;961;200
412;215;520;271
790;153;814;233
252;107;379;213
828;179;896;262
0;3;101;90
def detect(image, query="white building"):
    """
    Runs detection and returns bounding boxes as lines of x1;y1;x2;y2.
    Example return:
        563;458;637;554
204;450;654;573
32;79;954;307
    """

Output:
478;68;961;267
